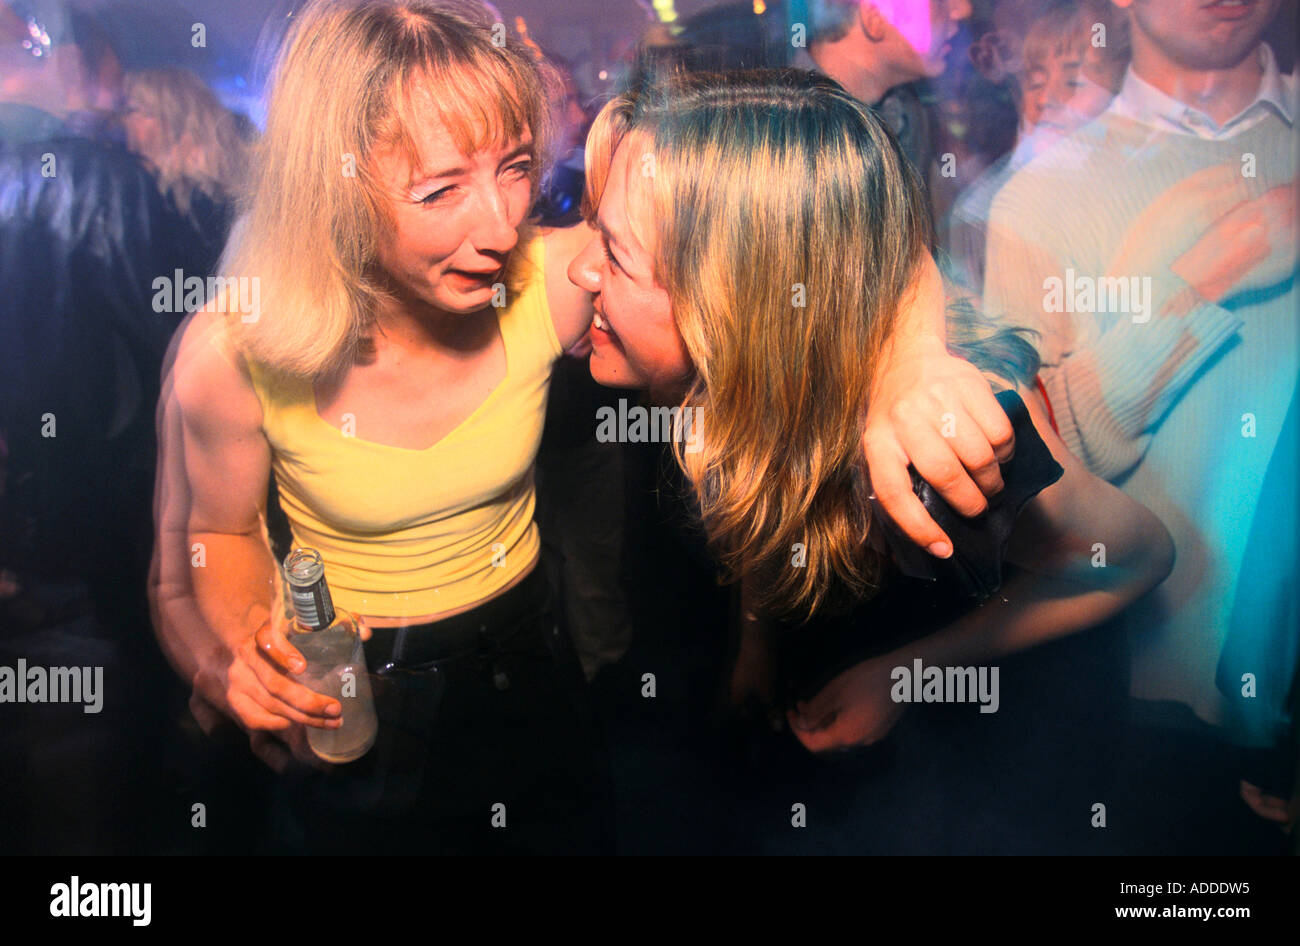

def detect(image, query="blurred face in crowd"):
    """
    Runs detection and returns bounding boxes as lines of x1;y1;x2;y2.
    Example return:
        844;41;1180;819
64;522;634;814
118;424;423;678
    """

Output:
1021;42;1117;133
368;81;536;319
871;0;974;79
1112;0;1282;71
558;73;587;153
120;98;162;168
83;46;124;114
567;134;692;390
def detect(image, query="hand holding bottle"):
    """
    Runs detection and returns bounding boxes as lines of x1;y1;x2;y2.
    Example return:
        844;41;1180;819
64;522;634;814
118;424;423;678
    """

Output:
255;593;373;678
265;548;379;764
189;608;347;736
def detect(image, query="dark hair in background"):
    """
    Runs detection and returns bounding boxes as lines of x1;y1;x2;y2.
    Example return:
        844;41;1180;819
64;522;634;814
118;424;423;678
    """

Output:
65;3;118;77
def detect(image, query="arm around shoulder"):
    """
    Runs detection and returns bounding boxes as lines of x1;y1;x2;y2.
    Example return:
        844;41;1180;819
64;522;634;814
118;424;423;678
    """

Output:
1004;381;1175;600
541;222;596;353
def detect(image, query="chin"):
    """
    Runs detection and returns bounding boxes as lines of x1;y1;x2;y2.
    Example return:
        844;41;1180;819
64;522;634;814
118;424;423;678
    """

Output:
588;351;640;389
431;289;494;314
921;57;948;78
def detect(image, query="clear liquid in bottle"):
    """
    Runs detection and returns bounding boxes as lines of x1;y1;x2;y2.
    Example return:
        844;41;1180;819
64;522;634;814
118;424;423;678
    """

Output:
283;549;378;763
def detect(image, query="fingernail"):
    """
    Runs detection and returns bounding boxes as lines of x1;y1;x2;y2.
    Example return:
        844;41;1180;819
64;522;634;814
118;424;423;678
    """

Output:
291;659;305;672
928;541;953;558
326;703;341;717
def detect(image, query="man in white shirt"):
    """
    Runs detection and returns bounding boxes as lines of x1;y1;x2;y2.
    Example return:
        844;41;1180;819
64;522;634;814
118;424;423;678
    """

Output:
983;0;1297;840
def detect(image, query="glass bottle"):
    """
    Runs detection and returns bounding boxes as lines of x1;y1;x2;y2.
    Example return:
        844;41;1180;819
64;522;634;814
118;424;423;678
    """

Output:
282;547;378;763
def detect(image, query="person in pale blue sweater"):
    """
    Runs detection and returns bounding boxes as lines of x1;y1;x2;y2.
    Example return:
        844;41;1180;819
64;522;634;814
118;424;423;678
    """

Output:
982;0;1296;836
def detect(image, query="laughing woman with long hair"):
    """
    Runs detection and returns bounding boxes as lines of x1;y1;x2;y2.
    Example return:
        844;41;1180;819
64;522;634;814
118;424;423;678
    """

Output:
568;69;1174;762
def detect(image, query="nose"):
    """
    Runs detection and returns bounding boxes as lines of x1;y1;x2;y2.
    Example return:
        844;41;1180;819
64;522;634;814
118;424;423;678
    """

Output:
1044;75;1072;112
567;228;603;295
470;181;521;257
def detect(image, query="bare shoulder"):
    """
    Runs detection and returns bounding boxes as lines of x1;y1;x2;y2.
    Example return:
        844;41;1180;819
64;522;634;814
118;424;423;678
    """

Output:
985;375;1073;468
541;220;593;259
995;376;1112;542
541;222;596;350
169;309;263;438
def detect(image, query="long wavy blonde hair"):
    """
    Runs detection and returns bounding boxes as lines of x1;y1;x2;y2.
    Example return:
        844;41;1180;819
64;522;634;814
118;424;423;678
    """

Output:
122;67;254;217
222;0;557;377
584;69;932;621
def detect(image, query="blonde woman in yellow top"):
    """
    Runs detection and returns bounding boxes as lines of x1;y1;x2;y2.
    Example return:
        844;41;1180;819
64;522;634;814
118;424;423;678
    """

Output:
150;1;1018;853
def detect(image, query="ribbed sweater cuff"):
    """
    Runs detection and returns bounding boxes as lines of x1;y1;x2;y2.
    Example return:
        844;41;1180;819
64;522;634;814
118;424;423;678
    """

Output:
1092;294;1244;442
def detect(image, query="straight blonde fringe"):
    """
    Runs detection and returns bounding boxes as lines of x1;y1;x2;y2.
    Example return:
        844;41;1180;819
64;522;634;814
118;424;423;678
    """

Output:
221;0;557;379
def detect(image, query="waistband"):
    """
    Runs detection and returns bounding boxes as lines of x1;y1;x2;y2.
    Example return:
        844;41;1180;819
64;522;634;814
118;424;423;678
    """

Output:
363;565;552;669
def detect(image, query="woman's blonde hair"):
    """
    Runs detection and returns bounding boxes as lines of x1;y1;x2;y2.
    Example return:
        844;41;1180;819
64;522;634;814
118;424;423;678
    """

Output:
584;69;931;622
224;0;557;377
122;67;254;217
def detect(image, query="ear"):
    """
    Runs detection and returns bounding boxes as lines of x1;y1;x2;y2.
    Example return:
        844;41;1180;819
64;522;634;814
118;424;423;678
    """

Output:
859;3;889;43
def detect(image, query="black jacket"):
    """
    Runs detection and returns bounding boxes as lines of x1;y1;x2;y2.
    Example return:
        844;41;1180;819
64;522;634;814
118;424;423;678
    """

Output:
0;125;223;580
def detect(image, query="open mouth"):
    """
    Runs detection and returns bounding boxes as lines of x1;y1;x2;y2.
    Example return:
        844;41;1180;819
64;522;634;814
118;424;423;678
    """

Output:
591;308;621;346
447;268;502;289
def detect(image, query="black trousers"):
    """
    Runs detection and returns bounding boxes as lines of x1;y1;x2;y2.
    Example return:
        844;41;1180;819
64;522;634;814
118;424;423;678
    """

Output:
268;565;614;854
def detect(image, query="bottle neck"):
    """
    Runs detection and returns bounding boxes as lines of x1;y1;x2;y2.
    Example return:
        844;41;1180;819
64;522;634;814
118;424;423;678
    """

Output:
289;576;336;631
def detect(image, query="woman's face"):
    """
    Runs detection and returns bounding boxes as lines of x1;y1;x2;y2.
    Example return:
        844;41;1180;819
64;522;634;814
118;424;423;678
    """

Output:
567;136;693;389
370;84;536;317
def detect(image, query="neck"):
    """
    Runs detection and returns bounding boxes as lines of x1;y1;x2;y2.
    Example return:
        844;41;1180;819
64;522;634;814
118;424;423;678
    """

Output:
1129;41;1265;125
367;279;489;360
809;37;902;106
647;381;692;407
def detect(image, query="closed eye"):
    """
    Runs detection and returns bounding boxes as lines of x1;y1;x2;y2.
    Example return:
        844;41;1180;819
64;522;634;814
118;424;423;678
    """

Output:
601;236;623;273
420;186;454;205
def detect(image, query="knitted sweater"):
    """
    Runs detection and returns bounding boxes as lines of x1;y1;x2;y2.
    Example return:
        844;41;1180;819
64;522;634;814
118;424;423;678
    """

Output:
981;64;1297;734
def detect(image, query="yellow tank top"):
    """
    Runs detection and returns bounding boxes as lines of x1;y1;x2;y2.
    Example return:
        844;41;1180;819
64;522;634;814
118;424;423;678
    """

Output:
245;226;563;620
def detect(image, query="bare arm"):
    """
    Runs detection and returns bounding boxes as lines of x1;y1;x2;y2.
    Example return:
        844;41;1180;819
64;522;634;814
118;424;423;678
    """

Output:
862;255;1017;556
891;382;1173;665
150;310;340;734
791;382;1174;752
542;221;597;351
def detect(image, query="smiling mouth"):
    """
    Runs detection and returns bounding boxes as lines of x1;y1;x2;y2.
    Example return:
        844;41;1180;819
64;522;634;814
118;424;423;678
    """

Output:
592;309;620;341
